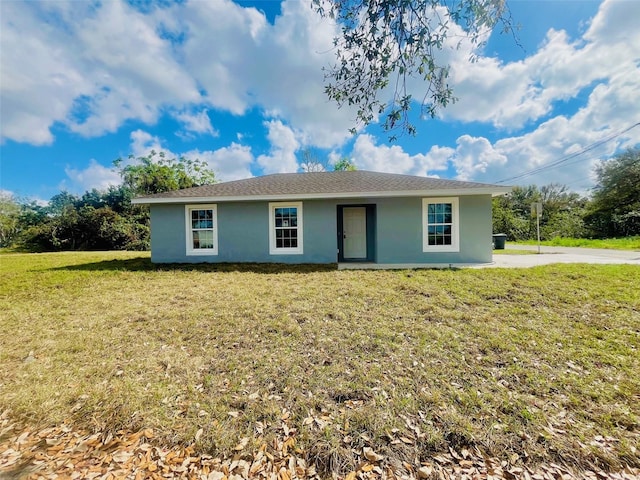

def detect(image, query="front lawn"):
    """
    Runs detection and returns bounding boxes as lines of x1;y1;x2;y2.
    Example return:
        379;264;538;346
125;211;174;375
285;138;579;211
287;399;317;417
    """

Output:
1;252;638;477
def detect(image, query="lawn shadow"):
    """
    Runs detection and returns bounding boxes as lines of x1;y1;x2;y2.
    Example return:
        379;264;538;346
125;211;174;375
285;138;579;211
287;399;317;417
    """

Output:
51;257;338;274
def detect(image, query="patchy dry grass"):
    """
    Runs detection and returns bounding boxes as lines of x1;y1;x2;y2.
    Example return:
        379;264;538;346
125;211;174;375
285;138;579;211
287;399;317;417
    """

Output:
1;252;639;476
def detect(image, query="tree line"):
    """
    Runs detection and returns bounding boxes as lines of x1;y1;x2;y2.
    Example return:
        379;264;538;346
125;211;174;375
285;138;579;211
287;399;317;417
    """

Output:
0;152;216;251
493;148;639;240
1;148;638;251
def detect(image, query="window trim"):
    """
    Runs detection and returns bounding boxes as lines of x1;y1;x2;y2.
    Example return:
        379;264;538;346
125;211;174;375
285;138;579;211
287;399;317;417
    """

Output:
422;197;460;253
269;201;303;255
185;204;218;256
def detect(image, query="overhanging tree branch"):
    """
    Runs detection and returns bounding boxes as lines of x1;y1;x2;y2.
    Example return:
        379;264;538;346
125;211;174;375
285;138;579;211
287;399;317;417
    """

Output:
314;0;516;140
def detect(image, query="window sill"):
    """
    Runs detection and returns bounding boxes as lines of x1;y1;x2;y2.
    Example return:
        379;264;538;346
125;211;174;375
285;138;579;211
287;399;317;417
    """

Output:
269;249;303;255
186;250;218;256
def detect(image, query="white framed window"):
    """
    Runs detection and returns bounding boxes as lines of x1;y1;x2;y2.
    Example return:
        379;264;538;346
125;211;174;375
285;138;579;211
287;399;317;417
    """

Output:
269;202;303;255
422;197;459;252
185;204;218;255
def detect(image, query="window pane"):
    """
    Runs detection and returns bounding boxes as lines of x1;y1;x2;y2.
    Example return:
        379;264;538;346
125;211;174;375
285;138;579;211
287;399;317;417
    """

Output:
276;238;283;248
427;203;453;227
199;230;213;249
193;230;214;249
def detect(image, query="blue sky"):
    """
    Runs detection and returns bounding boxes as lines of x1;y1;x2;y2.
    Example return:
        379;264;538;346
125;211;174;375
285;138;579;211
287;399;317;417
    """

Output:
1;0;639;203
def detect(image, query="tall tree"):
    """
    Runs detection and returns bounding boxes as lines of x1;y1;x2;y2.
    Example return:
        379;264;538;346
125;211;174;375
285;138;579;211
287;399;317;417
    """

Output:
15;153;216;252
115;151;216;196
538;184;587;239
333;157;357;171
300;148;328;172
47;191;79;216
493;184;587;240
586;148;640;237
0;192;20;247
315;0;515;138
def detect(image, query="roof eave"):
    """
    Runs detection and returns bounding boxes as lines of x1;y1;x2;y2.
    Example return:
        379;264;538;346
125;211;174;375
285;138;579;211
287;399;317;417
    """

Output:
132;187;512;204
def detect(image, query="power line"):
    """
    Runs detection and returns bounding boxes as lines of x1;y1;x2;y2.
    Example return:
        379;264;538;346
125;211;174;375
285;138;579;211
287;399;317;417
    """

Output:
495;121;640;184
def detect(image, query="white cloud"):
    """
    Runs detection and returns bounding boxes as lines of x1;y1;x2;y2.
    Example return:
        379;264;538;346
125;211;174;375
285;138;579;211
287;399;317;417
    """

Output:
63;159;121;193
401;0;640;188
256;120;300;174
350;134;450;176
173;0;358;148
349;133;506;183
448;135;508;180
128;130;253;181
129;130;168;158
421;146;456;175
185;143;254;182
0;0;201;144
0;0;361;148
0;2;88;145
175;109;218;138
442;0;640;131
169;0;268;115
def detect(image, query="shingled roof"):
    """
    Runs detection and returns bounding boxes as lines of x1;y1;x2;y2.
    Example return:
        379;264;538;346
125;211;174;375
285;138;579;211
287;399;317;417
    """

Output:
132;171;510;204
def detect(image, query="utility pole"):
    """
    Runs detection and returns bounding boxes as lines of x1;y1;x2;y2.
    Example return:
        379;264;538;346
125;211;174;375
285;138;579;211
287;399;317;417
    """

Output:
531;202;543;254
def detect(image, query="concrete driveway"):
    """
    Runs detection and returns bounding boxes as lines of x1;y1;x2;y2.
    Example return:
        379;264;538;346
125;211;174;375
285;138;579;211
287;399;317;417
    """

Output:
476;244;640;268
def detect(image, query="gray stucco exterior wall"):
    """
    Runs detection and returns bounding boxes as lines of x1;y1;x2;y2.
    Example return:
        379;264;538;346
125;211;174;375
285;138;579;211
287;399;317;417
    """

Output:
149;195;493;265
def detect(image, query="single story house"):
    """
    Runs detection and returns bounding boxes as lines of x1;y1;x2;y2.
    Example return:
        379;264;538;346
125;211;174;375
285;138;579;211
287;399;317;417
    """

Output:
132;171;511;268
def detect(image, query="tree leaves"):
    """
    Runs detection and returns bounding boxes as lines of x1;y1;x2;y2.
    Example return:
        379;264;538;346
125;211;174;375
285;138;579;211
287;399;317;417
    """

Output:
586;147;640;237
314;0;516;139
115;150;217;197
2;401;640;479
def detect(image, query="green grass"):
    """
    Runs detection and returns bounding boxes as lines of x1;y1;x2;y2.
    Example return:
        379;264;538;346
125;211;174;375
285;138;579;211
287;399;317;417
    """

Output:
1;252;639;475
514;236;640;250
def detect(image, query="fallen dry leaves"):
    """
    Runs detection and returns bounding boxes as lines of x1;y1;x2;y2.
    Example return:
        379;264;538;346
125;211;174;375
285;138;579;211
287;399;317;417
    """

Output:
1;410;638;480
